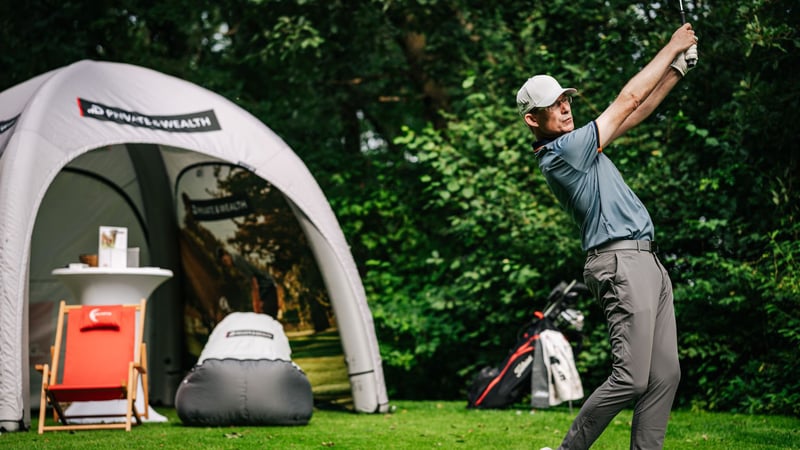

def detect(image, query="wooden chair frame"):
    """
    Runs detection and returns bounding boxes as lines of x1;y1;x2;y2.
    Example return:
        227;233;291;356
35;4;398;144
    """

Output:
36;299;148;433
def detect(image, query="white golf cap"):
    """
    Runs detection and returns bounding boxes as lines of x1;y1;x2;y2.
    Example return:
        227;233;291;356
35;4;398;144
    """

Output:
516;75;577;115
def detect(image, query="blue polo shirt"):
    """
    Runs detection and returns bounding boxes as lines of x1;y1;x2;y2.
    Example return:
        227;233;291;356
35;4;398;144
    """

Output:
534;121;654;251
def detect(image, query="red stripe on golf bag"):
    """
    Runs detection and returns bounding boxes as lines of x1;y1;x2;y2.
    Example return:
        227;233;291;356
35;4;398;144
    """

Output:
472;333;539;407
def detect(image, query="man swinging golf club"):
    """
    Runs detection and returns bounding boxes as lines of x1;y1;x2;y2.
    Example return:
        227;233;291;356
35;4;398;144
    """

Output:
517;23;698;450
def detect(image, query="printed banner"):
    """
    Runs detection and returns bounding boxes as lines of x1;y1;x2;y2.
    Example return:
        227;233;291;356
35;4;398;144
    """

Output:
187;195;252;221
77;98;221;132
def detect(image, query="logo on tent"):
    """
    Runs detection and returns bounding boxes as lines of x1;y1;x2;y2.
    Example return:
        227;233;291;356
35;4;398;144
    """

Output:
186;194;253;221
77;98;221;133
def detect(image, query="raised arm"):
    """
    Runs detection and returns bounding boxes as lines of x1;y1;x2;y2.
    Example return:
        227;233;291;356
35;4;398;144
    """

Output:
605;66;680;143
595;24;697;148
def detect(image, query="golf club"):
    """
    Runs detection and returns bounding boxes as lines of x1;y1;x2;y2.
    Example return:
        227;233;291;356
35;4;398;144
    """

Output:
678;0;698;67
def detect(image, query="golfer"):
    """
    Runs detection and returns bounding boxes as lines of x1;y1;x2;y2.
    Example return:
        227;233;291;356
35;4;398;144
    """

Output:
518;24;698;450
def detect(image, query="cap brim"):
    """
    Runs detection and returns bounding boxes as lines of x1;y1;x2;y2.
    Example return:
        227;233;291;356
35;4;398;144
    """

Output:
541;88;577;108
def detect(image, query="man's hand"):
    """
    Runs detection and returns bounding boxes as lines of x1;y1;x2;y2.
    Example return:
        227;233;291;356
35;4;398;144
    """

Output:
668;24;699;77
670;50;698;77
670;23;698;51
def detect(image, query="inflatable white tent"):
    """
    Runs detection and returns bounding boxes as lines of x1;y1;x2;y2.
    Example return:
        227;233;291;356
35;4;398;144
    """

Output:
0;60;389;430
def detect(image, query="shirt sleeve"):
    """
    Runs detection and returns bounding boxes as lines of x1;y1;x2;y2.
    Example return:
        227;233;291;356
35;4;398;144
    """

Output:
550;121;600;173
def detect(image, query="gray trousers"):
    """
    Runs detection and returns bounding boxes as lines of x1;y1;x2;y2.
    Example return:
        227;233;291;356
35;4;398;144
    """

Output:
559;250;680;450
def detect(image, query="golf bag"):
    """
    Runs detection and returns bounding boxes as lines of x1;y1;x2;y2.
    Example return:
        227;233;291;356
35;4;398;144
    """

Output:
466;280;589;409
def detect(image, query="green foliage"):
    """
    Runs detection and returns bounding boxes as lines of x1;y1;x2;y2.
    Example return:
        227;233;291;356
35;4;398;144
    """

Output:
377;94;586;396
2;0;798;414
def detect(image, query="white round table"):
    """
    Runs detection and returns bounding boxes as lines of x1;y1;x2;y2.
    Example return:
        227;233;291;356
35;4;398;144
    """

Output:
51;266;173;305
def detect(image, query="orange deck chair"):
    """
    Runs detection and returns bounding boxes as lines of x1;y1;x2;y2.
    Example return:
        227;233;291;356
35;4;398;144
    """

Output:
36;299;148;433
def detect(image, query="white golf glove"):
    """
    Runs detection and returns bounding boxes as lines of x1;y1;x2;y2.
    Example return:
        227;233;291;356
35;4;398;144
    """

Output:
670;49;697;77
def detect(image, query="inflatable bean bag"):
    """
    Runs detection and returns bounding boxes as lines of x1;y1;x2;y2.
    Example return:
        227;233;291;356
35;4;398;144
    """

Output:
175;312;313;426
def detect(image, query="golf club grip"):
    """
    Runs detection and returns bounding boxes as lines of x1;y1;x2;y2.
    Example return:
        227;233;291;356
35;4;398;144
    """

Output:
685;44;698;67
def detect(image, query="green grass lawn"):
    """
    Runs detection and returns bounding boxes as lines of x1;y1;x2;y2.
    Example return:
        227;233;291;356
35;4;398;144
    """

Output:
3;401;799;449
13;331;799;448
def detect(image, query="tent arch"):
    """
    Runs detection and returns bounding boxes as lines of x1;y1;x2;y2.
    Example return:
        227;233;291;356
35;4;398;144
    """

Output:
0;60;388;430
62;166;149;239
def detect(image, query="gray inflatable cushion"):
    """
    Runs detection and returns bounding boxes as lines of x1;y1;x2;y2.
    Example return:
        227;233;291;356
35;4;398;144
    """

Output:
175;358;313;426
175;313;313;426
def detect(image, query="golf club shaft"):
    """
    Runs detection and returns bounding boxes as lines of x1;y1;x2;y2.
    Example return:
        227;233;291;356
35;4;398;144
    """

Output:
679;0;698;67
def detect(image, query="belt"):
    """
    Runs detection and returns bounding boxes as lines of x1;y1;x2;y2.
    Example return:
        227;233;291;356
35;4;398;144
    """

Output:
588;240;658;256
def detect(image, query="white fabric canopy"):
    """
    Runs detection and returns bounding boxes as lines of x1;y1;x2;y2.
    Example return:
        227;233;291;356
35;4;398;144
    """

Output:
0;60;388;430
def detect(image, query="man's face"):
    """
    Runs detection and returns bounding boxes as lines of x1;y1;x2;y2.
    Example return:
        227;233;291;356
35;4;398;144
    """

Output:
524;95;575;139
